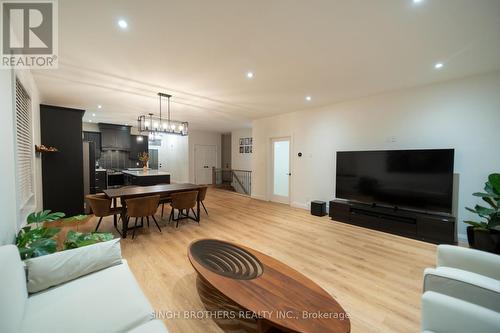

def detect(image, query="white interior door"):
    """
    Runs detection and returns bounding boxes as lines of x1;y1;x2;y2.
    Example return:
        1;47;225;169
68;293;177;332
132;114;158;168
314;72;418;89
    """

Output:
271;138;291;204
195;144;217;185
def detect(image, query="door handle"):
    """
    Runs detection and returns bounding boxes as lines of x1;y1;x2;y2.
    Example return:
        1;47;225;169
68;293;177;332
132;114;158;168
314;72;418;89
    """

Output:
287;173;291;176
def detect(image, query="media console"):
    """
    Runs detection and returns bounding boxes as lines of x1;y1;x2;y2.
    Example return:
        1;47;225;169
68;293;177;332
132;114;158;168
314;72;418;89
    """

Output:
329;199;456;244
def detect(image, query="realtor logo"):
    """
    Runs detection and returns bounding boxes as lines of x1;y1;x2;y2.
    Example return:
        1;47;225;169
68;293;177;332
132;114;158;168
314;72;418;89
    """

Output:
1;0;58;68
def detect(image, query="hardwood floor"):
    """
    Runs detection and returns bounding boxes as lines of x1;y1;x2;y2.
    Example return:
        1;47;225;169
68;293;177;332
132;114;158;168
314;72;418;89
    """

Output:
89;188;436;333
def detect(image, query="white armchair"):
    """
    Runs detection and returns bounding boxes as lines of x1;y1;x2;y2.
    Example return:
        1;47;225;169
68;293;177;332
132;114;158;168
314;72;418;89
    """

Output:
423;245;500;312
421;291;500;333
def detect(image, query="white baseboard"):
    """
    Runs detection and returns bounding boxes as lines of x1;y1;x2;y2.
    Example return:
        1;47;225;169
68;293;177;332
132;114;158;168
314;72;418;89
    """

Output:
251;194;267;201
291;201;309;210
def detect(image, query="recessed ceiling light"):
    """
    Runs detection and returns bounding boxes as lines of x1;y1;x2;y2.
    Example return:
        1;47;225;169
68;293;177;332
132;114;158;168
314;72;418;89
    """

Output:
305;96;312;101
413;0;423;3
97;104;102;109
88;119;92;123
434;62;444;69
246;71;254;79
118;19;128;29
92;113;96;117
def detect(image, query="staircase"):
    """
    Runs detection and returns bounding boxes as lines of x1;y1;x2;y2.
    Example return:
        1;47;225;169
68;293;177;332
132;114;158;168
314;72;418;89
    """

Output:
213;168;251;195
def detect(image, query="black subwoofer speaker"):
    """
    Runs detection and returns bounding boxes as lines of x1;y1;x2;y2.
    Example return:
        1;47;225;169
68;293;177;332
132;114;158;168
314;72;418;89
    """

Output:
311;201;326;217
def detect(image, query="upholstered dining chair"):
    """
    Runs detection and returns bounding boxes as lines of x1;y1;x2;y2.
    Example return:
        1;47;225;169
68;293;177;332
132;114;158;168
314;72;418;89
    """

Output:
125;195;162;239
169;191;199;228
156;184;172;219
85;194;122;233
198;186;209;216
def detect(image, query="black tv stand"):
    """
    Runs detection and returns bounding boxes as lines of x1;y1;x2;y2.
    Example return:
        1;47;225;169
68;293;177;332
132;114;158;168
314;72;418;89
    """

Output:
329;199;456;244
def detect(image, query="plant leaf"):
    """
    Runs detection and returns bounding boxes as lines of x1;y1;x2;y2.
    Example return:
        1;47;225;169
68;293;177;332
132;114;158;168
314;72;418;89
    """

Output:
464;220;485;228
484;182;496;195
465;207;477;214
64;214;88;222
473;192;500;199
488;173;500;194
482;196;498;209
30;238;57;257
27;210;65;224
63;231;113;250
474;204;496;216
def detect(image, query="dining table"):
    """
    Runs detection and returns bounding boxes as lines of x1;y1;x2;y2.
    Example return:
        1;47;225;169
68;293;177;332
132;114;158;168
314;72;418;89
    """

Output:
103;183;204;238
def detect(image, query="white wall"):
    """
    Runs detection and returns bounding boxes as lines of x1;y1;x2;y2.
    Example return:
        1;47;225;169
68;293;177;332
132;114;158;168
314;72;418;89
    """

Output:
0;70;18;245
252;72;500;241
188;130;221;183
17;69;42;217
157;133;189;183
231;128;252;171
0;69;41;245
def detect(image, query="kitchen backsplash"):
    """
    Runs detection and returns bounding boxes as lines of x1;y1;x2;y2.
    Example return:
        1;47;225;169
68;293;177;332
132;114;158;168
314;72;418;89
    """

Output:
98;150;141;170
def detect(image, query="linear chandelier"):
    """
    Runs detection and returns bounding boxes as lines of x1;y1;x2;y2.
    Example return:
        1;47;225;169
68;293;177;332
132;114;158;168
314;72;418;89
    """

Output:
137;93;188;137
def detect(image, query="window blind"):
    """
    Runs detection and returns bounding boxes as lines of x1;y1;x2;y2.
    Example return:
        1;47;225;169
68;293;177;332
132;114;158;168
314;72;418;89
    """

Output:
15;78;34;208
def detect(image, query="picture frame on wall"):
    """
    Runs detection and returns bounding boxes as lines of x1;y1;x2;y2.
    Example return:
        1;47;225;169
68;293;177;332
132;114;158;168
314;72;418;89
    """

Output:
249;146;252;153
239;138;244;145
244;138;249;145
244;146;250;153
249;138;253;144
240;146;244;153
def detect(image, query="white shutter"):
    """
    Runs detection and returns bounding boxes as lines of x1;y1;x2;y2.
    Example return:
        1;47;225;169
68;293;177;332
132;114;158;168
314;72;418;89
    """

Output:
15;78;34;208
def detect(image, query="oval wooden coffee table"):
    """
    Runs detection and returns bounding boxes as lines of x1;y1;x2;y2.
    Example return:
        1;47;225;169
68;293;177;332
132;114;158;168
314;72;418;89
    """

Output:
188;239;350;333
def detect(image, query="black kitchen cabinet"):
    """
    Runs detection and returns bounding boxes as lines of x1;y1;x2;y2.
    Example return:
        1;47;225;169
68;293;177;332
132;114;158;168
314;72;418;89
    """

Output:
99;123;131;150
83;131;101;159
130;135;149;160
40;104;85;216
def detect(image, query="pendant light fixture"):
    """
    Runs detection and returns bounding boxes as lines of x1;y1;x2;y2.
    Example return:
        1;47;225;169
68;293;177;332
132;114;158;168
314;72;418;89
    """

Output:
137;93;188;137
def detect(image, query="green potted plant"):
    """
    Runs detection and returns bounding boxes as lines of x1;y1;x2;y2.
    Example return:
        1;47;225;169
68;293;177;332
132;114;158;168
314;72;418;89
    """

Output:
464;173;500;254
16;210;65;259
16;210;114;260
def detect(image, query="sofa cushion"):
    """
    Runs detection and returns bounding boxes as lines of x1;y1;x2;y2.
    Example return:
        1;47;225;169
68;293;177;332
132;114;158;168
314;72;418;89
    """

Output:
126;320;169;333
0;245;27;333
21;261;154;333
25;238;122;293
424;266;500;312
421;291;500;333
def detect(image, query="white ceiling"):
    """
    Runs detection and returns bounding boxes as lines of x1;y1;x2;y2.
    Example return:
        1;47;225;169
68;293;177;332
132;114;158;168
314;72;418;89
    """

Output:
33;0;500;132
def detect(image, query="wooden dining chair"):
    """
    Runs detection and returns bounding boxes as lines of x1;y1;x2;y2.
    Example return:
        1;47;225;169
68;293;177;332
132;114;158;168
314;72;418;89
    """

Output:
169;191;199;228
198;186;209;215
125;195;162;239
85;194;123;233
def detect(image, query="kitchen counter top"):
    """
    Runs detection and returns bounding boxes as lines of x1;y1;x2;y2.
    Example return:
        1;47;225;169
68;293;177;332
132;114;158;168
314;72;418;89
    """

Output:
122;170;171;177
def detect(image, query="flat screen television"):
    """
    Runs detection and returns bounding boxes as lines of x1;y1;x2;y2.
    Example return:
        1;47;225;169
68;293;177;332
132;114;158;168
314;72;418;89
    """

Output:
336;149;454;214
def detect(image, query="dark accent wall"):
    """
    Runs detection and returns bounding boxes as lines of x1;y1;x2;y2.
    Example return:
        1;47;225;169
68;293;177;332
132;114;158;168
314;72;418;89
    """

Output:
40;104;85;216
99;150;140;170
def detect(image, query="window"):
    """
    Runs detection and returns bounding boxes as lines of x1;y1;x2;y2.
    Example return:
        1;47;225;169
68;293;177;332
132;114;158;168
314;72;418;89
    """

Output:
15;78;34;213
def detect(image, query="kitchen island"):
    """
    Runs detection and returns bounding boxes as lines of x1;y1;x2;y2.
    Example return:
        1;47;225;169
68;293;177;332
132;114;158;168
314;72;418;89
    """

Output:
123;169;170;186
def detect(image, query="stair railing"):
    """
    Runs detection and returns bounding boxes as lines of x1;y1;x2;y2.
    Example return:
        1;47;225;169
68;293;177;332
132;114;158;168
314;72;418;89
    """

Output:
212;168;251;195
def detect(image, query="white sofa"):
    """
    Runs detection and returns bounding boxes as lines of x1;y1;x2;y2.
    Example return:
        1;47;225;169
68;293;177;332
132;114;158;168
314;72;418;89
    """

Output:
421;291;500;333
0;243;168;333
423;244;500;312
421;245;500;332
